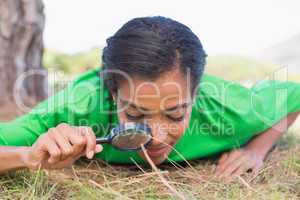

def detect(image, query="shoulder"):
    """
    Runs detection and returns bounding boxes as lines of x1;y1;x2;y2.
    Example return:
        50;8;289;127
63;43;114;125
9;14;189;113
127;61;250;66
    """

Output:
68;67;109;99
71;67;102;87
199;73;247;96
66;67;111;113
33;67;112;116
194;73;256;110
192;73;265;130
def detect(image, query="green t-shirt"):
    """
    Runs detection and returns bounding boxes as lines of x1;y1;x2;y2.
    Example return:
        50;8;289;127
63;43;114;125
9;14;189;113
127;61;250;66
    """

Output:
1;67;300;164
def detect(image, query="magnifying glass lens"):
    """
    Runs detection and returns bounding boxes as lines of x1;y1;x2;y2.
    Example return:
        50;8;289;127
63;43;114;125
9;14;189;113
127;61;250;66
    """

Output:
96;122;152;151
111;129;152;150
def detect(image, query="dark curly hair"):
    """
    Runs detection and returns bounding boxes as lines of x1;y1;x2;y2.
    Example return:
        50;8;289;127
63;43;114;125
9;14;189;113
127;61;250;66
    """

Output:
100;16;207;98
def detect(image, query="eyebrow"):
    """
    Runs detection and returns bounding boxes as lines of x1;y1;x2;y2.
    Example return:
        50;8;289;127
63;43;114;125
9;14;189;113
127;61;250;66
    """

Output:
119;98;192;112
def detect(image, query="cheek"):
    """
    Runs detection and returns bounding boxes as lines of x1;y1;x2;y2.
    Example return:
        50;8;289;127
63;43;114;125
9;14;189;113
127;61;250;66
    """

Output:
173;124;185;139
117;112;127;123
177;111;192;136
116;105;129;123
176;121;189;137
170;118;191;140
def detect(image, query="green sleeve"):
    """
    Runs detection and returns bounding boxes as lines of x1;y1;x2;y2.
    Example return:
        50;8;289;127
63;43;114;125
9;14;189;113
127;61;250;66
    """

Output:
167;74;300;162
0;68;111;146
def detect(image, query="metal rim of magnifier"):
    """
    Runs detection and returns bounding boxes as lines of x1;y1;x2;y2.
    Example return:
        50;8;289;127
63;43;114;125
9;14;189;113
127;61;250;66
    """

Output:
108;123;153;152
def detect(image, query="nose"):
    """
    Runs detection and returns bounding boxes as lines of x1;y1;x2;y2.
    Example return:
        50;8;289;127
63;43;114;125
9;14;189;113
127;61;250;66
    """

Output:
148;122;168;146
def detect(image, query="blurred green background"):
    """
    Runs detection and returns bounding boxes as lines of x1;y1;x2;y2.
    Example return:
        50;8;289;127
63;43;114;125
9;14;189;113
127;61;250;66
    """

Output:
43;47;300;92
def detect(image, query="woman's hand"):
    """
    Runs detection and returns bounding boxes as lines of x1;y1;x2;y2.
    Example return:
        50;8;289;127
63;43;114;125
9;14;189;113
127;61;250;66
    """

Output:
22;123;103;170
214;148;264;179
214;111;300;180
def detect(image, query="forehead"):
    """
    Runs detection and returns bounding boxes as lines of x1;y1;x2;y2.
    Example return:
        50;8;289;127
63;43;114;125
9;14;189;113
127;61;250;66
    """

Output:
117;68;191;108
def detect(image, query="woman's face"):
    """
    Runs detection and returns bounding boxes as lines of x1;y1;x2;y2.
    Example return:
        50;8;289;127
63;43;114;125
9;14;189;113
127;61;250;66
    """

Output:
113;67;193;165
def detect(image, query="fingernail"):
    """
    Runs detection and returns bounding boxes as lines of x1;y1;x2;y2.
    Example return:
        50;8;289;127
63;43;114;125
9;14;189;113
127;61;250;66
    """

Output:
87;151;94;159
95;145;103;153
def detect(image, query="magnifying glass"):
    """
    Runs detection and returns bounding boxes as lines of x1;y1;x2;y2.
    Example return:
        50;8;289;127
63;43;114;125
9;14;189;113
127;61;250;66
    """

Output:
96;122;152;151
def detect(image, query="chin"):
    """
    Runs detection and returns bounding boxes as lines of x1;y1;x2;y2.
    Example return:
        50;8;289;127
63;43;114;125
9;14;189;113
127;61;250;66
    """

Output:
149;157;166;165
138;152;168;166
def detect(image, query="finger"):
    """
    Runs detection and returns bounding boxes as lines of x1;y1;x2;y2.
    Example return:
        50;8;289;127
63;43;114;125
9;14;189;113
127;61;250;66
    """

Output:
219;152;229;164
221;155;247;178
79;127;96;159
49;128;74;160
65;125;87;156
217;152;246;178
215;150;242;176
215;153;229;173
43;136;62;164
95;144;103;153
232;165;246;177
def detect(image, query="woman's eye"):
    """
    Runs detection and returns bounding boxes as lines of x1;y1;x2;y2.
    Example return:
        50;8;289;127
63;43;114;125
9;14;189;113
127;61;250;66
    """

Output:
125;113;145;120
167;115;185;122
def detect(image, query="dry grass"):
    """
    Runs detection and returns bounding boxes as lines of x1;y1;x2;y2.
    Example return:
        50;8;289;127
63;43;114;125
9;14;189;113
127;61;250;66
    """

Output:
0;131;299;200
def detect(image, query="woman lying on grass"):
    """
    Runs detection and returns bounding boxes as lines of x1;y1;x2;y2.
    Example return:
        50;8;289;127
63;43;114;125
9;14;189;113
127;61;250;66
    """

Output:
1;16;300;179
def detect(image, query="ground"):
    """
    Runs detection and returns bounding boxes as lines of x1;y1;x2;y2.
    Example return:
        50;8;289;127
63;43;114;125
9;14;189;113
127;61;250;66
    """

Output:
0;103;300;200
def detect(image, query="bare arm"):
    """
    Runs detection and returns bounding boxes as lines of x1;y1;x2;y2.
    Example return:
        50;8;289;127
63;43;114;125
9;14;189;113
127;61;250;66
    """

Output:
244;111;300;160
215;111;300;178
0;146;29;174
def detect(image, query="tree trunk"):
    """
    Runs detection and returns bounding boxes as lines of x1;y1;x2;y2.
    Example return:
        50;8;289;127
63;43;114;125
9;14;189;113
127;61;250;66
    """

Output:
0;0;46;105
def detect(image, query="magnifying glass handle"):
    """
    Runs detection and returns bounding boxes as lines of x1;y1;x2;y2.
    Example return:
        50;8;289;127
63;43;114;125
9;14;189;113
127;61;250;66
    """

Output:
96;137;110;144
